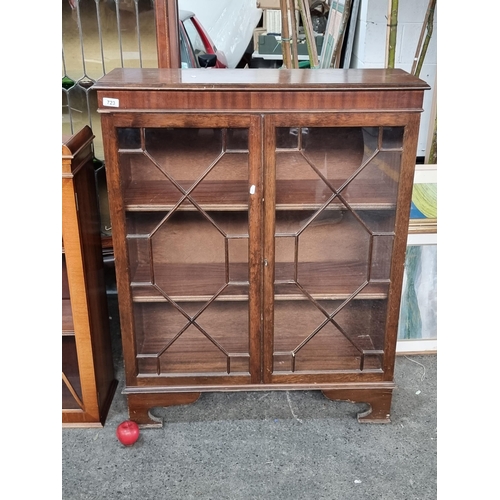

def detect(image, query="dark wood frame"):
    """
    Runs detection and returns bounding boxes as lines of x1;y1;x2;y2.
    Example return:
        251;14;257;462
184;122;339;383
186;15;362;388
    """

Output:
155;0;180;69
95;68;429;426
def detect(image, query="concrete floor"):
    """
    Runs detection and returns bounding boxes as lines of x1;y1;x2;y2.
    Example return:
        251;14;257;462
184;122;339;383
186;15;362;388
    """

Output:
62;296;437;500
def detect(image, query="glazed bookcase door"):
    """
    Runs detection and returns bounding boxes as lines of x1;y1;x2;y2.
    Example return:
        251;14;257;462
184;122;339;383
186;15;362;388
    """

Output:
262;115;406;383
104;114;263;386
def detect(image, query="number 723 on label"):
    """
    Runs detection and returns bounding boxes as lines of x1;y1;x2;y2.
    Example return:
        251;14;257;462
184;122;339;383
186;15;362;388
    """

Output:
103;97;119;107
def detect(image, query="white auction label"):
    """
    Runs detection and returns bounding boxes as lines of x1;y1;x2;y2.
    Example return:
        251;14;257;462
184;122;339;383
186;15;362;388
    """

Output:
103;97;119;107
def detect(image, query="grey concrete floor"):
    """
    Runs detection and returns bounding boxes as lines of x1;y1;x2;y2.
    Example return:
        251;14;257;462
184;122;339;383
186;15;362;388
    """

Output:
62;296;437;500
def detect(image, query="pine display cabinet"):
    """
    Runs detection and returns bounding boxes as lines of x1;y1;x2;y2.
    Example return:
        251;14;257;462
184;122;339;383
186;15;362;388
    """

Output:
62;126;117;427
95;68;429;426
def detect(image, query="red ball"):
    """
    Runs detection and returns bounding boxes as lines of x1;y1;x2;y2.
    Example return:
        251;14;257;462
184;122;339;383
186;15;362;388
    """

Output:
116;420;140;446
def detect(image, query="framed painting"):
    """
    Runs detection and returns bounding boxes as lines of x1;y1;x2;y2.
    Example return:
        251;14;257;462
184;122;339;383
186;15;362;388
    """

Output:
397;165;437;354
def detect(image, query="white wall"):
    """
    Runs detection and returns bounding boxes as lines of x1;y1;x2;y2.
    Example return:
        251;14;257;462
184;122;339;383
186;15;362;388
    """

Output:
350;0;437;157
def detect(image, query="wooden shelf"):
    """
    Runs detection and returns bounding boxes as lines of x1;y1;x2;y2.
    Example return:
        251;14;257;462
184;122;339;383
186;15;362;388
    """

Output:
129;261;388;302
275;179;397;210
122;178;397;211
62;298;74;333
124;180;250;211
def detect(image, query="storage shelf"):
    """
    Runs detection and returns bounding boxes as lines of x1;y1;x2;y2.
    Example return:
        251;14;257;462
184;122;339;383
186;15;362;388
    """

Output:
123;179;396;212
62;298;74;333
130;262;388;302
132;292;388;303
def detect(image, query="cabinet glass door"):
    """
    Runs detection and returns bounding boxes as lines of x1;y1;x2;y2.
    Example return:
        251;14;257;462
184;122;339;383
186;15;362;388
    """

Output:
265;121;405;378
115;116;261;382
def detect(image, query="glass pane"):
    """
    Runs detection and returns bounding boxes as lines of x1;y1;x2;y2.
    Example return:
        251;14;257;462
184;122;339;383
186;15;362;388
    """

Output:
183;18;207;59
273;126;403;373
62;255;74;332
121;126;252;377
135;301;250;375
62;0;158;157
62;337;83;409
119;128;250;209
273;295;387;372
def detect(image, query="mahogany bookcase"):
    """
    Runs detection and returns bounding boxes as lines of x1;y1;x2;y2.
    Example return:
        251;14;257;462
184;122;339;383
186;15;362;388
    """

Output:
95;68;429;426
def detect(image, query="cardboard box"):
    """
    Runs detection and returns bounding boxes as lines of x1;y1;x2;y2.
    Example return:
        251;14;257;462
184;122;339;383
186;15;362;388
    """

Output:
257;1;282;9
264;9;282;32
253;27;267;51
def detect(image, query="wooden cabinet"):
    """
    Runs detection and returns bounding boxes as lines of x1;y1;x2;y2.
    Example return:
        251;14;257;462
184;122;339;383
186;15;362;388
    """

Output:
95;68;429;426
62;126;118;427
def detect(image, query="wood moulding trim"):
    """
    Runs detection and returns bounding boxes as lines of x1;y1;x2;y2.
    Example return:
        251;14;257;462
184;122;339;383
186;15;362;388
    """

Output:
408;218;437;234
98;107;426;116
62;128;95;178
122;381;395;395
